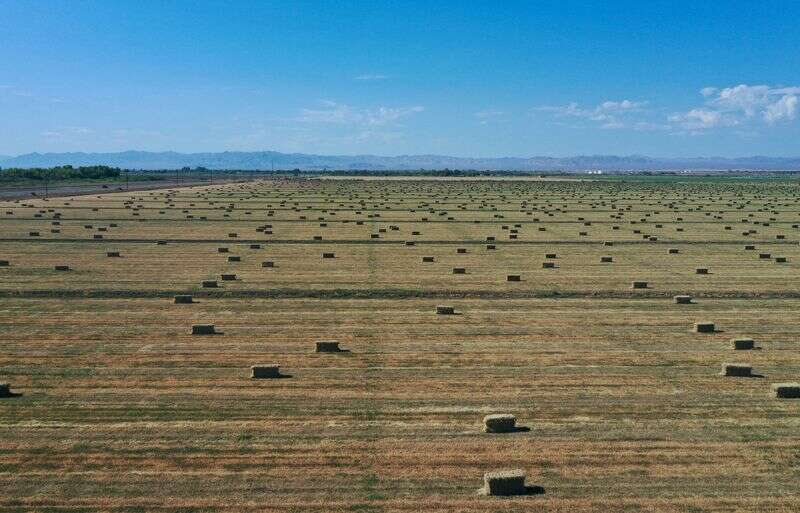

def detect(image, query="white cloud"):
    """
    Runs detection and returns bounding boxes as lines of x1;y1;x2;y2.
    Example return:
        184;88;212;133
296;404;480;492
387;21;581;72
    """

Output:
689;109;722;128
474;109;504;124
298;101;424;127
111;128;164;140
354;74;388;81
352;129;404;143
475;109;504;118
764;94;798;124
668;108;731;130
672;84;800;131
537;86;800;135
41;126;93;138
712;84;770;117
597;99;645;113
700;87;718;97
536;102;582;116
536;99;646;128
632;121;672;132
0;85;33;98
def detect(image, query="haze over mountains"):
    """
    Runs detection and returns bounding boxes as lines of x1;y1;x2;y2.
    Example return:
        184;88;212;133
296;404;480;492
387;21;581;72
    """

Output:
1;151;800;172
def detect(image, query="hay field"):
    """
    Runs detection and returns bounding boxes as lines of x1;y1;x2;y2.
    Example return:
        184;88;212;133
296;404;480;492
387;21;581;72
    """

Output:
1;177;799;512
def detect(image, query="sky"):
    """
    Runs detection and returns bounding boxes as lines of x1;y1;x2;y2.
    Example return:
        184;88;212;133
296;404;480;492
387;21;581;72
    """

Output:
1;0;799;158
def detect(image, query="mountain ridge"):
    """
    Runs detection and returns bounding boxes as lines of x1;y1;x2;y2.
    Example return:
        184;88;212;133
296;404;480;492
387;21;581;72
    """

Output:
2;151;800;171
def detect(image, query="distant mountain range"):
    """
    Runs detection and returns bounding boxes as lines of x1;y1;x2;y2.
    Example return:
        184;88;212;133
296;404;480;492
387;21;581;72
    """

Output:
2;150;800;171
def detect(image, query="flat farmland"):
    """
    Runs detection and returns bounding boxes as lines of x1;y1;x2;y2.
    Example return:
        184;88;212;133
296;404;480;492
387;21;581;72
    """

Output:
1;177;800;512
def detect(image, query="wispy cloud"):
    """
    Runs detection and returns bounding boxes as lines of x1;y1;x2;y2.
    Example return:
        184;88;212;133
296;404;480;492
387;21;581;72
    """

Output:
632;121;672;132
41;126;93;138
297;101;424;127
286;101;424;151
474;109;504;125
1;85;69;105
111;128;164;140
0;85;34;98
536;99;647;129
668;108;731;131
354;74;388;81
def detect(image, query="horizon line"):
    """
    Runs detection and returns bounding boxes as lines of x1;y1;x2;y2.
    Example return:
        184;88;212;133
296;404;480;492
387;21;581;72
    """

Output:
3;150;800;160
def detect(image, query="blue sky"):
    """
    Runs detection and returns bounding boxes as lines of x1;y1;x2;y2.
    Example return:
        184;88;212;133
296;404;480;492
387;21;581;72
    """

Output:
1;0;799;157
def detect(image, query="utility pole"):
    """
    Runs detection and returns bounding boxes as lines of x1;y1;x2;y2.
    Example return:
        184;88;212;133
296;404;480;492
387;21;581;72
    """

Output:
44;170;48;199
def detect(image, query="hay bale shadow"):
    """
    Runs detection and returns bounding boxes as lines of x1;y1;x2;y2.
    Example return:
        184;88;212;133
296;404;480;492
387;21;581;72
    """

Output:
485;426;531;434
477;485;545;496
719;372;765;379
524;485;545;495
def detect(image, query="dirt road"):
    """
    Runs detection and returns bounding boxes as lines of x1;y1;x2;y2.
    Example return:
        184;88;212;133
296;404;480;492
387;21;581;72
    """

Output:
0;178;248;201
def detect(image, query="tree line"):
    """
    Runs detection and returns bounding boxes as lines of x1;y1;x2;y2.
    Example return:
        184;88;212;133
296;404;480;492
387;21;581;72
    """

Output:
0;165;121;182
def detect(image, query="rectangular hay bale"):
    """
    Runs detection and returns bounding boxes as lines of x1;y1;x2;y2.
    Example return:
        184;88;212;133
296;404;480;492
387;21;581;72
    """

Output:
772;383;800;398
482;469;526;496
